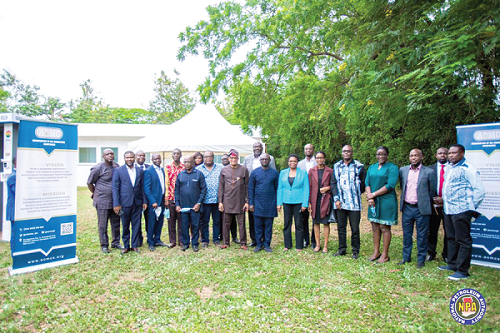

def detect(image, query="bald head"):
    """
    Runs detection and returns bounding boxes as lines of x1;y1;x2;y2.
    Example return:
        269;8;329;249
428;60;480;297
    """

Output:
409;149;423;168
304;144;314;158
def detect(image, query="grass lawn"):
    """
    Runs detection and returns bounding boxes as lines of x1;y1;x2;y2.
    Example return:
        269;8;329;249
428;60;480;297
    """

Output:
0;187;498;332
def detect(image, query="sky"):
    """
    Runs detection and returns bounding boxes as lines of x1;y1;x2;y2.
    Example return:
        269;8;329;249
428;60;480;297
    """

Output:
0;0;233;109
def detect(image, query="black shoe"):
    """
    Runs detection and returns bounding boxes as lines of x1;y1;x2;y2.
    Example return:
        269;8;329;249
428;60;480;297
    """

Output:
181;245;188;251
332;251;346;257
111;244;124;250
233;238;240;244
193;245;199;252
149;246;155;252
202;243;208;248
155;242;168;247
264;247;272;253
352;253;359;259
425;254;436;262
214;240;220;245
254;246;263;253
101;247;110;254
397;260;410;265
249;241;257;247
442;254;448;263
417;262;425;269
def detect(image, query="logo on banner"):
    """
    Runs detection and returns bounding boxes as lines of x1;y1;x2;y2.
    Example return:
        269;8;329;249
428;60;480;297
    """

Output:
6;130;11;138
35;126;63;139
449;289;486;325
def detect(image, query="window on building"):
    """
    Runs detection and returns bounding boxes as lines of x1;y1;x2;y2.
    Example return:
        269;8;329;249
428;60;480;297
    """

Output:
79;148;96;163
100;147;119;161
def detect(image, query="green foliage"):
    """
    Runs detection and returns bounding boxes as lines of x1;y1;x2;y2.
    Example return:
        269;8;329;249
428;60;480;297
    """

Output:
0;69;44;117
64;80;151;124
148;70;195;124
179;0;500;167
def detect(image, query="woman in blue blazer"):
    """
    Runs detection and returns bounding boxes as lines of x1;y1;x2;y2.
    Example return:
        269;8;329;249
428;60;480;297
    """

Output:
277;154;310;251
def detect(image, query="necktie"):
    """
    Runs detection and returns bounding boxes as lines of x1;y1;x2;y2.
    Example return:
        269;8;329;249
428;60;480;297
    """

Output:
438;164;445;197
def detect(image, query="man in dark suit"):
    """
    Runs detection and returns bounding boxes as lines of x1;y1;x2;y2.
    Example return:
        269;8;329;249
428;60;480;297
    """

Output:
135;150;150;247
398;149;437;268
427;147;449;262
144;153;167;251
113;151;147;254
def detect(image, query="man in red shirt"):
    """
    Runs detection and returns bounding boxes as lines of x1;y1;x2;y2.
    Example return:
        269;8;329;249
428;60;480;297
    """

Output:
164;148;185;248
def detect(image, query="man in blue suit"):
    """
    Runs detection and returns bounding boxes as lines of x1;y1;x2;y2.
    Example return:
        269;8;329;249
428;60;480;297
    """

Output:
144;153;167;251
113;151;147;254
398;149;437;268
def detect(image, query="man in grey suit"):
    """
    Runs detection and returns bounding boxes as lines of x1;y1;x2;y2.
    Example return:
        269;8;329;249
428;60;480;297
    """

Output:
398;149;437;268
243;142;276;246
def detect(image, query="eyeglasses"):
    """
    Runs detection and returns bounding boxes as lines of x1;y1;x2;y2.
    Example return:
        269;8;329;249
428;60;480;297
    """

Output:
260;158;270;161
342;150;352;153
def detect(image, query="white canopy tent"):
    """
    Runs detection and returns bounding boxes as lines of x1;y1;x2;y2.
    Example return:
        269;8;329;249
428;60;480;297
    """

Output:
127;104;257;154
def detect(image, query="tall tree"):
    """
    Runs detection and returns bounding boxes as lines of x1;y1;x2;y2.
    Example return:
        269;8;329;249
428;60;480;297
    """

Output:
178;0;499;167
148;70;195;124
0;69;44;117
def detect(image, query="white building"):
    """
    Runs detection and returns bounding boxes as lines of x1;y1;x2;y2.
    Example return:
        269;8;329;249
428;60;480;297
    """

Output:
77;104;259;186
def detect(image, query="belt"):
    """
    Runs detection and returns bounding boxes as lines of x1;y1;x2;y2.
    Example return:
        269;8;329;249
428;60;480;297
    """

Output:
404;201;418;208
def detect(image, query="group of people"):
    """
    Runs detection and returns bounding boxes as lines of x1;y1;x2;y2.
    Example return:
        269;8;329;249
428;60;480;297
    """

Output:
87;142;485;281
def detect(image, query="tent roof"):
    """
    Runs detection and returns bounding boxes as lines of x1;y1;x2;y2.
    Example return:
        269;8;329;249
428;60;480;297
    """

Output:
127;104;256;154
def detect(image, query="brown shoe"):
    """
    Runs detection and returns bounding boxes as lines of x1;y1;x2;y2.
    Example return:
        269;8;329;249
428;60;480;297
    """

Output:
121;248;131;254
132;248;140;253
240;245;248;250
167;243;176;248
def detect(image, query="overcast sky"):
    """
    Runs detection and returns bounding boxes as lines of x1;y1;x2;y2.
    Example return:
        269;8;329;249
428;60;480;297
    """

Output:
0;0;233;109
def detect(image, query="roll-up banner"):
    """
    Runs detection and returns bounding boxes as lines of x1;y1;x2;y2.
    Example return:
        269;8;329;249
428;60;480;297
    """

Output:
457;122;500;269
9;120;79;275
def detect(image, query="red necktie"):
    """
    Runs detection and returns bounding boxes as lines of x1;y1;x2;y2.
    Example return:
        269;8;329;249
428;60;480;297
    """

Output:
438;164;445;197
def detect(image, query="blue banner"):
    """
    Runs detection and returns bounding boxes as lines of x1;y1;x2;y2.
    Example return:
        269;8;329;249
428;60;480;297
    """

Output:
10;120;79;275
457;123;500;269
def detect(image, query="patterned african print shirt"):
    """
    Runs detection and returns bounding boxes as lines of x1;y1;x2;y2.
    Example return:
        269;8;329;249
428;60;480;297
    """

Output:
196;163;223;204
332;159;366;211
165;162;185;202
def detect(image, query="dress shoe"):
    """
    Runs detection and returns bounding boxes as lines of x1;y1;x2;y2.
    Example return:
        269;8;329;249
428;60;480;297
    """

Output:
181;245;189;251
167;243;176;249
438;265;454;271
101;247;110;254
417;262;425;269
352;253;359;259
425;254;435;262
193;245;199;252
149;246;155;252
132;248;140;253
202;243;208;248
214;240;220;245
240;245;248;250
155;242;168;247
264;247;272;253
121;248;131;254
397;260;410;265
254;246;263;253
249;241;257;247
111;244;124;250
233;238;240;244
332;251;346;257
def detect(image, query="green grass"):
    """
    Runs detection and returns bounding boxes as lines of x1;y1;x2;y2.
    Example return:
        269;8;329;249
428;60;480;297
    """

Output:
0;188;498;332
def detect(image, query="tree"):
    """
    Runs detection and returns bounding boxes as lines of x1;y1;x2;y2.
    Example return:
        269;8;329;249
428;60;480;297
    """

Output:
148;70;195;124
178;0;500;167
0;69;44;117
42;97;66;122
